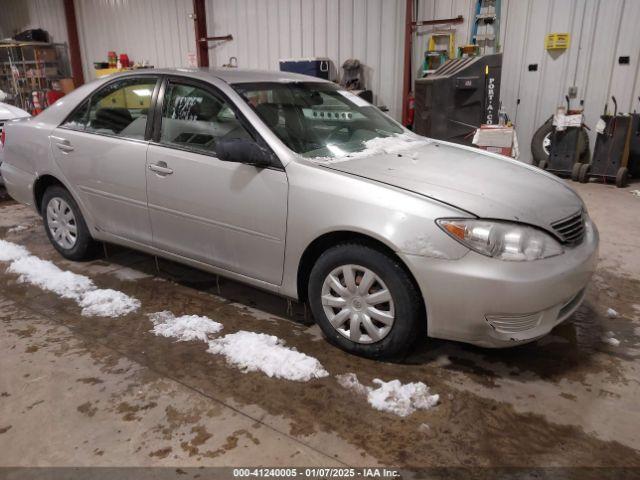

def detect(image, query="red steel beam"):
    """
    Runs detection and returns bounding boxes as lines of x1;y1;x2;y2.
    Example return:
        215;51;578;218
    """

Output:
192;0;209;67
63;0;84;87
401;0;413;126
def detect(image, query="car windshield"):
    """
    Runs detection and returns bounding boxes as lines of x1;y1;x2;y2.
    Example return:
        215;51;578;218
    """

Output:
232;81;408;159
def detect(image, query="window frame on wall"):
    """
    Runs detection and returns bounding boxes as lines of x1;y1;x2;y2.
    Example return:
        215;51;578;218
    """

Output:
58;74;161;143
150;75;281;168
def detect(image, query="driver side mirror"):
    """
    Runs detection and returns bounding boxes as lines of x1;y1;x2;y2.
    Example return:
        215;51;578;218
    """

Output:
215;138;273;168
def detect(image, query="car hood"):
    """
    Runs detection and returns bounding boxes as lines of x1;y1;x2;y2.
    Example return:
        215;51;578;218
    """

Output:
321;141;584;231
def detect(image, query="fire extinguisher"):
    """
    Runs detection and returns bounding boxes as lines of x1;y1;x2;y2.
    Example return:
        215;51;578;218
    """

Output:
406;92;415;128
31;91;43;115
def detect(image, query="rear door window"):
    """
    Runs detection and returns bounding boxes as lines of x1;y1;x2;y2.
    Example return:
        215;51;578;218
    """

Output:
70;77;158;140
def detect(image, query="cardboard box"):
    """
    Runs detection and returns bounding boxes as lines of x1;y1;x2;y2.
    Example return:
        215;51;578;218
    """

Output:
59;78;75;94
34;48;58;63
472;125;514;157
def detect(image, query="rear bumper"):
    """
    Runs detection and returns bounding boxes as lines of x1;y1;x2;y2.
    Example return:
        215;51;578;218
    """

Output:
401;219;599;348
0;161;35;206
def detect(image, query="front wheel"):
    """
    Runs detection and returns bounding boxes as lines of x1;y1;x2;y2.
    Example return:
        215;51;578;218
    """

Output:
42;186;98;261
308;244;424;359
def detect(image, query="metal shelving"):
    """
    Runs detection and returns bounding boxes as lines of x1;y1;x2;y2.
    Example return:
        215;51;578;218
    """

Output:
0;41;70;111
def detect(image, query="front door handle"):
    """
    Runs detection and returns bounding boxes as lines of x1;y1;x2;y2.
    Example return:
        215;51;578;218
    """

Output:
148;162;174;175
50;135;74;153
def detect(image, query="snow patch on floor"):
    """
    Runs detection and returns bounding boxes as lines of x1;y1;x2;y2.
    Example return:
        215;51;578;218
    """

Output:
9;255;94;301
0;239;31;262
207;331;329;381
434;355;452;367
606;308;619;319
7;225;30;234
602;331;621;347
1;240;139;317
336;373;439;417
80;289;141;317
148;311;223;343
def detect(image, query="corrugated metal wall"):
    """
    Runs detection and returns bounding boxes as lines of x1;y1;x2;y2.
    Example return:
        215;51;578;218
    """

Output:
205;0;407;121
0;0;68;44
410;0;640;163
74;0;196;82
499;0;640;163
2;0;640;163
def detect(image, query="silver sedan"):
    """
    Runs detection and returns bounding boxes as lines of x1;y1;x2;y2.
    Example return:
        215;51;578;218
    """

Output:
0;69;598;358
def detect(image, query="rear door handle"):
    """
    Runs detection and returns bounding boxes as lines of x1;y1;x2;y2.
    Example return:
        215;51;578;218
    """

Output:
50;135;74;153
148;162;174;175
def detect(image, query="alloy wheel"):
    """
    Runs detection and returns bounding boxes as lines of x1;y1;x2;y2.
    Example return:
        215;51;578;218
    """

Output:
321;264;395;344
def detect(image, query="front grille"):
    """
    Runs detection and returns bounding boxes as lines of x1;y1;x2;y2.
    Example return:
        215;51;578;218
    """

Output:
551;210;585;244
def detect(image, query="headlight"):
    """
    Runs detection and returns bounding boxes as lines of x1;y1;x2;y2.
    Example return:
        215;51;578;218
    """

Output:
436;219;563;261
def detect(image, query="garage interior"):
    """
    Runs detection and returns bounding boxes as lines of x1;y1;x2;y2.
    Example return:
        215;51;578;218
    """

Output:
1;0;640;477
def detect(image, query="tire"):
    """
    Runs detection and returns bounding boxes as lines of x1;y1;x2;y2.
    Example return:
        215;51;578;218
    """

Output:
571;162;582;181
615;167;629;188
576;127;590;163
531;117;553;166
538;159;548;171
42;186;98;261
308;243;423;360
578;163;591;184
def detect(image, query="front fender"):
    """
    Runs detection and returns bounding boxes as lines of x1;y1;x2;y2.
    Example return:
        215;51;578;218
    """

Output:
280;161;469;299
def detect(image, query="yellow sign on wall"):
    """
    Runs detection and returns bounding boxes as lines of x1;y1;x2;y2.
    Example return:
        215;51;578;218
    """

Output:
545;33;570;50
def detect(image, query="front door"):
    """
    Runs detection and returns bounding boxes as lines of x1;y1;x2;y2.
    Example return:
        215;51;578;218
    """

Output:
145;79;288;285
51;76;159;245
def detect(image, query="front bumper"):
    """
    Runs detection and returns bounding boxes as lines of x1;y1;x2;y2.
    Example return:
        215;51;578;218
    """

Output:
401;220;599;347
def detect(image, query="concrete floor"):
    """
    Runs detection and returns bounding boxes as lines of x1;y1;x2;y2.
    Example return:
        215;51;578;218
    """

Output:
0;181;639;473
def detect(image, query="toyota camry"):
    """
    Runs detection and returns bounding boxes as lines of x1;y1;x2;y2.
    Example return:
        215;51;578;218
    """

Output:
0;68;598;358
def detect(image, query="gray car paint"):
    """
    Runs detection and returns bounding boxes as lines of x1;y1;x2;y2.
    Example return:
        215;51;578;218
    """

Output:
0;68;598;348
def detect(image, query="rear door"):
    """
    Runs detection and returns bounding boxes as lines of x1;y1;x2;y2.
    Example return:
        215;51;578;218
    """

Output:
145;78;288;285
50;76;160;244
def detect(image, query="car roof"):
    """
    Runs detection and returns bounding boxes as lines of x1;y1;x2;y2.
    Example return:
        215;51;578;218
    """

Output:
115;67;333;85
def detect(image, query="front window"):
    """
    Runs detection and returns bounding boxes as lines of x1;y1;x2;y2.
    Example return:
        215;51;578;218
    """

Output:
233;82;406;159
159;82;253;155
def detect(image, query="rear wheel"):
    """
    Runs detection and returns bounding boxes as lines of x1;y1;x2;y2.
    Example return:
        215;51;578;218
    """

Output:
538;159;548;171
308;243;424;359
42;186;97;260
